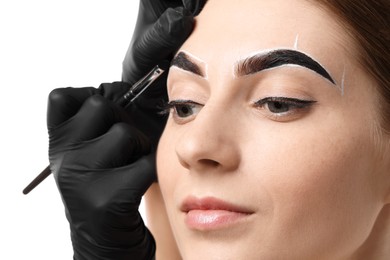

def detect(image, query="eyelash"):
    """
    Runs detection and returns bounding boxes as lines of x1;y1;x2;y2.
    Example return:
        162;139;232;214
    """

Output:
254;97;316;121
161;100;203;124
161;97;316;123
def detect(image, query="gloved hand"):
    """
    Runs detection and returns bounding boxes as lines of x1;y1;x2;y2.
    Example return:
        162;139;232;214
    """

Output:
122;0;207;84
48;83;156;260
122;0;207;149
47;1;207;259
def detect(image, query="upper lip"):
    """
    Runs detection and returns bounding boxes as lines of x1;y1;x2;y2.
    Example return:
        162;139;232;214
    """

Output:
180;196;254;214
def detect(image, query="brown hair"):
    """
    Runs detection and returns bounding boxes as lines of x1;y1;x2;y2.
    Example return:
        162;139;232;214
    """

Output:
311;0;390;132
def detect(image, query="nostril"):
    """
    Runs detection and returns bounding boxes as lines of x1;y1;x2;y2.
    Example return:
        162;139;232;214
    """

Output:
177;153;191;169
198;159;220;168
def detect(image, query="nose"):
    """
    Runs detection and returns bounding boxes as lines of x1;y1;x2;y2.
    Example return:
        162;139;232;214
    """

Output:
175;104;241;173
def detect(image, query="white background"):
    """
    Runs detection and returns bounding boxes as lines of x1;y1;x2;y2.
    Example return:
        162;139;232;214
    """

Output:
1;1;143;259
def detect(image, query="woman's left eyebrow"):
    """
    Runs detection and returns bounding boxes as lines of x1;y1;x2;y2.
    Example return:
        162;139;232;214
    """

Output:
235;49;336;84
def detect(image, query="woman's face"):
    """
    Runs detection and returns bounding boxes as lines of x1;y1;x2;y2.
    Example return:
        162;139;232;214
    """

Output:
157;0;390;258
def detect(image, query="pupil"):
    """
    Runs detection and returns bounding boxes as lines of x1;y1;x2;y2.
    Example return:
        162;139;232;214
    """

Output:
179;106;190;115
269;101;288;112
274;102;283;109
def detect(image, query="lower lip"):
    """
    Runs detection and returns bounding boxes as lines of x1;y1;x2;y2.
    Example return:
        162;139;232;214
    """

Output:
185;209;251;230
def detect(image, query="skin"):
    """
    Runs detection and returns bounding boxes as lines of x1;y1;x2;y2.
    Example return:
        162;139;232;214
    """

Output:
154;0;390;259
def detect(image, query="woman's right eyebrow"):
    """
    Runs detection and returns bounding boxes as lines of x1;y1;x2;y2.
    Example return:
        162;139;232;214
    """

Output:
170;52;205;78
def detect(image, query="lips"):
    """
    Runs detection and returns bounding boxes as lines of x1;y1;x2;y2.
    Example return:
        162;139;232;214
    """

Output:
180;196;254;230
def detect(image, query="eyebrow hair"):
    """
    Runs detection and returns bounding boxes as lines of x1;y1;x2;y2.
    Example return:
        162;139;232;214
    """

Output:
236;49;335;84
171;52;205;77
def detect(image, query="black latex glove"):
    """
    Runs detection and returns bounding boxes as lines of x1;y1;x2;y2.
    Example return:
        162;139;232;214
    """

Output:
48;83;156;260
122;0;207;152
47;1;208;259
122;0;207;84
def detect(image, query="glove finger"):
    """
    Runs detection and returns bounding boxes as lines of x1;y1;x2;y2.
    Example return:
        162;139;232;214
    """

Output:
74;122;151;169
182;0;208;15
122;153;157;196
65;154;156;212
138;0;183;26
47;83;132;130
97;81;132;102
53;95;130;142
122;6;194;84
76;153;157;247
92;154;157;203
47;87;98;129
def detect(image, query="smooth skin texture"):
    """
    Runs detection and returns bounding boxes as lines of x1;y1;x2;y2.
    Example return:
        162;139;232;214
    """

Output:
156;0;390;259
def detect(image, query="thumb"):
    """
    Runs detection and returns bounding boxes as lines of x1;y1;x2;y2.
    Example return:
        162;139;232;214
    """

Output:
47;87;98;129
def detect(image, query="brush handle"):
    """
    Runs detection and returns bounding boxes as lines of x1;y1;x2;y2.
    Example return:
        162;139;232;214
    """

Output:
22;62;169;195
23;165;51;194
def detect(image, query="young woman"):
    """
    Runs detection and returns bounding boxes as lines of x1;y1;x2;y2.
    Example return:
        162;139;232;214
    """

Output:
46;0;389;259
150;0;390;258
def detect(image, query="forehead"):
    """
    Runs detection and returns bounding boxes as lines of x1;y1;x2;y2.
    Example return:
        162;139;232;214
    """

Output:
179;0;348;74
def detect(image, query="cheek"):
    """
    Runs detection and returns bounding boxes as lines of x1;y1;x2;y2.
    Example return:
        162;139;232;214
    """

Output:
263;132;374;217
244;118;382;253
156;127;188;249
156;131;176;197
156;126;183;214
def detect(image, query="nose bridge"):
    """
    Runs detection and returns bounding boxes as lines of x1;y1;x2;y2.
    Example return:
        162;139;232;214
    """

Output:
175;99;241;172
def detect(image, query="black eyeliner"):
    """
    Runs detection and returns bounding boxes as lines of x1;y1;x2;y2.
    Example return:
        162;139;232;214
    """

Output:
254;97;317;108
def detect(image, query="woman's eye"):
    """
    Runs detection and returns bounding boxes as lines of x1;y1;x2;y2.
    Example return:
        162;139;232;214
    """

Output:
266;100;291;113
175;103;196;117
254;97;316;121
163;100;203;123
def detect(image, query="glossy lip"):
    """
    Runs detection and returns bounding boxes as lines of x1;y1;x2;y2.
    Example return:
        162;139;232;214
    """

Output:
180;196;255;231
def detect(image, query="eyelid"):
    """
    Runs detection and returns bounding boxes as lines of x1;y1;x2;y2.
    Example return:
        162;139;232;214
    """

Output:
253;96;317;122
254;97;317;107
162;99;203;111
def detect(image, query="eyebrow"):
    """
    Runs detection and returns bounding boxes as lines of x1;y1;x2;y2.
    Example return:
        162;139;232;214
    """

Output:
236;49;335;84
171;52;205;77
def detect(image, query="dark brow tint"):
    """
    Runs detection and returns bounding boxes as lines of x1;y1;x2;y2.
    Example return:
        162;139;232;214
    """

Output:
236;49;335;84
171;52;205;77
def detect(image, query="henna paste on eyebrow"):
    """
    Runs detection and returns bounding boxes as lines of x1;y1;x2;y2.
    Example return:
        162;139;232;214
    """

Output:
237;49;336;84
171;52;205;77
